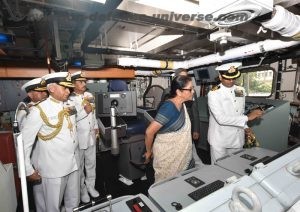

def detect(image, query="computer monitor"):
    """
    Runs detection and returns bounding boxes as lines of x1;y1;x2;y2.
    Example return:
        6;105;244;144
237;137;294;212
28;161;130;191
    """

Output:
95;91;137;117
192;66;219;84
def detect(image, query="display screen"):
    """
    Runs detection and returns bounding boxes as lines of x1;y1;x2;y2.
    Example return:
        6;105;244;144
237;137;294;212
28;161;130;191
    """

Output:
192;65;218;84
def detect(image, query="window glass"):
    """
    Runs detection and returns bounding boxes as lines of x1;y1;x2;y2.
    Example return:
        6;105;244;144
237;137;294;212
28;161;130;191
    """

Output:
235;68;274;97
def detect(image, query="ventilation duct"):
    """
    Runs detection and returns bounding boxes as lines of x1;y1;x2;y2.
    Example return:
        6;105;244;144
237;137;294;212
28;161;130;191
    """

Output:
262;5;300;40
118;39;300;69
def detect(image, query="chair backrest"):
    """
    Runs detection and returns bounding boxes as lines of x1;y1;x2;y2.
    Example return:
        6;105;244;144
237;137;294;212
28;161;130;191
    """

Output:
143;85;164;109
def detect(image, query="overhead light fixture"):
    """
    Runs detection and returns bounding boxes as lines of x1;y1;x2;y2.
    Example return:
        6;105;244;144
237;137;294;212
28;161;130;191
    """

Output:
138;34;183;52
209;29;232;45
133;0;198;14
88;0;106;4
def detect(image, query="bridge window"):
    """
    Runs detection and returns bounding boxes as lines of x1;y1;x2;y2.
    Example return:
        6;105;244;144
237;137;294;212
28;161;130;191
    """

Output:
235;67;275;97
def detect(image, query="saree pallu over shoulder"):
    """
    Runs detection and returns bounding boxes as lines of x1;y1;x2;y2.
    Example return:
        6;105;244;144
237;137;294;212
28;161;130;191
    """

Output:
153;104;192;183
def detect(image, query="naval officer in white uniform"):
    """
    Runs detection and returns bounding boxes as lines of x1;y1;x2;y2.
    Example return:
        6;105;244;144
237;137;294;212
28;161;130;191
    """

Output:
17;77;48;130
17;78;48;211
22;72;80;212
69;71;99;203
207;63;263;164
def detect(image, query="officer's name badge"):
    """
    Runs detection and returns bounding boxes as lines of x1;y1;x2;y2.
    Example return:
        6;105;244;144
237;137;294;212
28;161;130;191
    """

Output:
234;88;244;97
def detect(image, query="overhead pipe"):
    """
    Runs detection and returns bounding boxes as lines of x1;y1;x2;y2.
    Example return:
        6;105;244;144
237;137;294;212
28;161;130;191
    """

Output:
118;39;300;69
119;58;183;70
85;47;185;60
188;39;300;68
135;69;174;76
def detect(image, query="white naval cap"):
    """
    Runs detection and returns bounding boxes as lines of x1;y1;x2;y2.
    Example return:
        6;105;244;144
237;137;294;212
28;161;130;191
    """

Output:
71;71;87;81
216;62;242;79
21;77;47;93
43;72;74;88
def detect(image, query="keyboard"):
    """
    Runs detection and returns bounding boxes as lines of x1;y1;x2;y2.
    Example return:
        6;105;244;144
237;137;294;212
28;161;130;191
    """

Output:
188;180;224;201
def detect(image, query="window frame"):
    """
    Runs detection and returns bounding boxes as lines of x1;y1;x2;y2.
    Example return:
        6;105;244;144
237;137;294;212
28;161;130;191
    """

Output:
237;66;276;98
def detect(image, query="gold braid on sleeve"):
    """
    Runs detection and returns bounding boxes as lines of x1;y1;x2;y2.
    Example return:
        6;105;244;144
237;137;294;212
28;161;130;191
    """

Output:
35;105;71;141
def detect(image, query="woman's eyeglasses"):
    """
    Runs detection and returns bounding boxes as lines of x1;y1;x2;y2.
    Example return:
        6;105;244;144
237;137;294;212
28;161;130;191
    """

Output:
180;87;194;92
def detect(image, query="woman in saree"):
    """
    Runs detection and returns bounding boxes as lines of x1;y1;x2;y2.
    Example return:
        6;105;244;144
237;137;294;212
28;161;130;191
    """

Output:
144;75;195;183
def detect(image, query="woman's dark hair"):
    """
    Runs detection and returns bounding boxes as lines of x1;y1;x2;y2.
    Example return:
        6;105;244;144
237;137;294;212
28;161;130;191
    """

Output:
169;75;192;98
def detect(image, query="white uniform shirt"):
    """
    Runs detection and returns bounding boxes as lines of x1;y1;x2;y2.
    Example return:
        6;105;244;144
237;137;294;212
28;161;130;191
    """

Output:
69;91;98;149
207;84;248;149
17;101;39;175
22;97;78;178
17;109;27;130
17;101;38;131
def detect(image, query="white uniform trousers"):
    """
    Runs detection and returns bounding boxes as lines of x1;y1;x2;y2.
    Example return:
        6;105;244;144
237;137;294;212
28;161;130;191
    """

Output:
33;170;79;212
79;144;96;191
33;183;45;212
210;145;242;164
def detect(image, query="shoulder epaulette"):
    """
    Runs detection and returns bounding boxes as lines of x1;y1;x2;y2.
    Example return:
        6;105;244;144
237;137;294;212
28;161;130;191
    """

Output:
211;85;220;91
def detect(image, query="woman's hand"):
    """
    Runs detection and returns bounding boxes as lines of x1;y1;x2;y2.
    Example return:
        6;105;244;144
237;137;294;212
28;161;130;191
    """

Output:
192;132;200;141
144;121;162;164
144;151;152;164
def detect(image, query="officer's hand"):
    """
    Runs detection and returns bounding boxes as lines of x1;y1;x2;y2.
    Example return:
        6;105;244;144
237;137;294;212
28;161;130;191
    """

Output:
247;109;263;121
192;132;200;141
95;129;100;138
244;128;253;136
144;151;152;164
84;103;93;114
27;170;41;183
